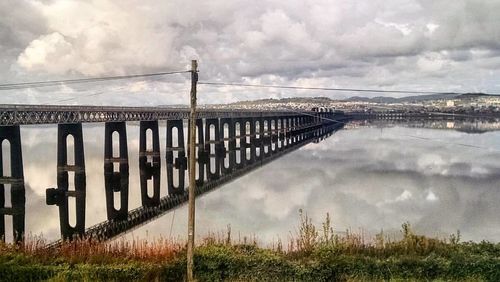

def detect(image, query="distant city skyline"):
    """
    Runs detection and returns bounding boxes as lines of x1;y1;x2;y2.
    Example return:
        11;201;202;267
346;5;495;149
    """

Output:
1;1;500;105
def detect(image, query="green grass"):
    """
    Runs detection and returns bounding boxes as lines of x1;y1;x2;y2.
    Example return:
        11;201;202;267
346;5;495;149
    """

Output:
1;212;499;281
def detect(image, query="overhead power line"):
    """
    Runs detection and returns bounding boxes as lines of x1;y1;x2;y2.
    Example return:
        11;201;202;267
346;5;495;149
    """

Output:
42;89;112;105
0;70;191;91
199;81;499;96
40;73;171;105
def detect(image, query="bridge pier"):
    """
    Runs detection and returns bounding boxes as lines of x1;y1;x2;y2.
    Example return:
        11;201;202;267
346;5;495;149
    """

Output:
139;121;161;206
284;117;289;142
295;117;301;142
166;119;187;196
300;117;305;142
193;119;206;187
0;125;25;243
277;118;284;151
269;117;277;153
205;118;221;180
288;117;296;145
242;119;254;164
298;116;304;142
46;123;86;240
302;116;309;141
104;122;129;221
262;118;271;158
299;116;306;141
281;118;288;149
291;117;297;145
253;117;264;161
220;118;235;175
234;119;245;169
312;112;320;139
270;118;279;154
287;117;293;146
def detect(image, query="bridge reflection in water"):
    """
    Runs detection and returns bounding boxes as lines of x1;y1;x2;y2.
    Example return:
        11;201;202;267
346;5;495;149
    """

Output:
0;106;347;245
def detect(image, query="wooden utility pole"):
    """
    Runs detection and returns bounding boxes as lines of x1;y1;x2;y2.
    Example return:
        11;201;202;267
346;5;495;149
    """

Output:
187;60;198;281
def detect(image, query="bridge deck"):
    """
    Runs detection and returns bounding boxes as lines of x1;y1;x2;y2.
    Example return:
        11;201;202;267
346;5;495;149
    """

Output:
0;104;302;125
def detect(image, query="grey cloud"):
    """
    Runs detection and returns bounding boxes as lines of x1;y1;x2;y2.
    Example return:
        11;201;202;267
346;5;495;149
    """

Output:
446;50;472;62
421;0;500;51
0;1;47;82
0;1;47;49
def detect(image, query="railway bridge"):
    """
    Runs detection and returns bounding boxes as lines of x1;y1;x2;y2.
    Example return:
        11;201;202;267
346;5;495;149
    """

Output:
0;104;348;244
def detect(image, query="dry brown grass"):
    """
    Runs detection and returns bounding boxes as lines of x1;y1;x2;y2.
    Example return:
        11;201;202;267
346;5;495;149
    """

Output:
0;211;466;264
0;235;182;264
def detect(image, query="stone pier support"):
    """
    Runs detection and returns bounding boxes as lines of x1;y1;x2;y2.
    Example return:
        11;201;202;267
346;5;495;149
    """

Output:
220;118;235;175
192;119;206;187
205;118;221;180
0;125;25;243
166;119;187;196
104;122;129;221
139;121;161;206
46;123;86;240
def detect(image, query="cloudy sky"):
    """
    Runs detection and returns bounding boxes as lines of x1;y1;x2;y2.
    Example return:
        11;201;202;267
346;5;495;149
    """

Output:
1;0;500;105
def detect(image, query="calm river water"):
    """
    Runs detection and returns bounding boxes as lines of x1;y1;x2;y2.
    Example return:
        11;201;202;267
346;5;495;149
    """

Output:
6;118;500;244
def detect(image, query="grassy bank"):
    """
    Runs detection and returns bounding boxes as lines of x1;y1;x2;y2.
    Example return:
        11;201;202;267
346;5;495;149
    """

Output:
1;213;499;281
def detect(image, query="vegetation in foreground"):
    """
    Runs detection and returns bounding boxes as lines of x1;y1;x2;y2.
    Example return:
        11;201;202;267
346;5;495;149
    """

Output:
1;211;500;281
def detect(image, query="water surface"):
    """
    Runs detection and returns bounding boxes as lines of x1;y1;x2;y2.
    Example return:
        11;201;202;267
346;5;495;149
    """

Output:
6;119;500;243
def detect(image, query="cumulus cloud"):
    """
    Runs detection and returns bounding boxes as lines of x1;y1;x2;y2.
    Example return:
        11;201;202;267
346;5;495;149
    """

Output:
17;1;180;76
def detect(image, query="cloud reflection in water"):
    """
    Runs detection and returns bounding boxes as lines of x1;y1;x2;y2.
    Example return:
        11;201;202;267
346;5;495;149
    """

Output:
16;122;500;243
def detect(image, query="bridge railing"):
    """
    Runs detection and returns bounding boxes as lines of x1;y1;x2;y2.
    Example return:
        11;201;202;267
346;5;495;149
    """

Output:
0;104;324;125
